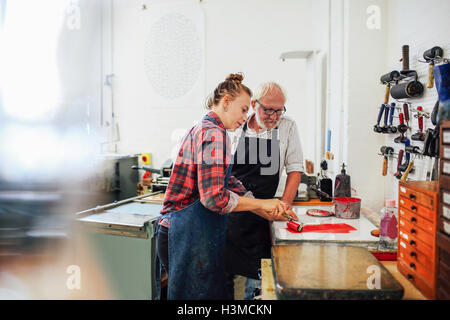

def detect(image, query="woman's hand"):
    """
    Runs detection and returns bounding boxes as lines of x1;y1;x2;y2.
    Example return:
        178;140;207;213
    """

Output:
253;199;289;221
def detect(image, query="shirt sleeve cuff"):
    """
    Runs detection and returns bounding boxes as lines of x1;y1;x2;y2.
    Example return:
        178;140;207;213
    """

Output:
286;163;304;174
244;191;255;198
224;191;240;213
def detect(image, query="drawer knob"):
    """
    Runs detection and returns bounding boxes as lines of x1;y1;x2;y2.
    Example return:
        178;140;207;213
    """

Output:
407;274;414;280
409;194;416;200
410;262;416;269
410;228;416;234
411;217;417;222
409;240;416;246
411;205;417;211
410;251;417;257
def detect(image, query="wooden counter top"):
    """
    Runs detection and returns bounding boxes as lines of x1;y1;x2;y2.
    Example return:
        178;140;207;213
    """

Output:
261;258;427;300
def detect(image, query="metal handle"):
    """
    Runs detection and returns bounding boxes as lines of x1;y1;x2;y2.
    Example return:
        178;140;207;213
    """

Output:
409;194;416;200
407;274;414;280
411;205;417;211
410;228;416;234
410;262;416;269
410;251;417;257
410;240;416;246
411;217;417;222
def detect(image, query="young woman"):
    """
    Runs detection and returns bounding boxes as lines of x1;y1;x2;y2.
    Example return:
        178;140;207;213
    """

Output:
155;73;293;300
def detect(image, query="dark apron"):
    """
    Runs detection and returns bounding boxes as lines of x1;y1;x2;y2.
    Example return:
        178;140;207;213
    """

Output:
225;122;280;279
154;114;232;300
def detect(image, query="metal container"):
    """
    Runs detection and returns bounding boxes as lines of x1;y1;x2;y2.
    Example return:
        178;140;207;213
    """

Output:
334;197;361;219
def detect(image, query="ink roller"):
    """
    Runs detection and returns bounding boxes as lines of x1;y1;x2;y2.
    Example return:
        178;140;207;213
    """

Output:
287;221;303;232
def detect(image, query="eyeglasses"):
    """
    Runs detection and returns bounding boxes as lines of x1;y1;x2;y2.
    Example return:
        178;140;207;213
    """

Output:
255;100;286;116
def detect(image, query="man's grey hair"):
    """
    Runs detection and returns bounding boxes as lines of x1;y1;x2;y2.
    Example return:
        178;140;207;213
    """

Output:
252;82;287;103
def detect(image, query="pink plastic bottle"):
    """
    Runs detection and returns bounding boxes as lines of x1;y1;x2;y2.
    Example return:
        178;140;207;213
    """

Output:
379;200;398;250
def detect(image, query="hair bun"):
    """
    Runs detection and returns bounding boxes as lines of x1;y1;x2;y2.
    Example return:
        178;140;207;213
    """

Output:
225;73;244;83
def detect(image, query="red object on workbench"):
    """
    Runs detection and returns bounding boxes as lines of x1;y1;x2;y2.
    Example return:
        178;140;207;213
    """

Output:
143;172;152;179
286;223;356;234
371;251;397;261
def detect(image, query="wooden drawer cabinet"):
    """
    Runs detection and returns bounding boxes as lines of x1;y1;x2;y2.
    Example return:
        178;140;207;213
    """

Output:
398;259;434;299
399;196;435;221
399;229;433;260
438;120;450;299
440;260;450;281
398;181;438;299
437;232;450;265
441;203;450;220
399;207;434;234
399;219;434;247
440;219;450;237
398;239;433;271
399;185;435;209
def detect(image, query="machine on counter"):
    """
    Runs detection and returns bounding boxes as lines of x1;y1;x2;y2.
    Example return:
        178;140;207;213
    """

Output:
295;161;351;202
133;159;173;195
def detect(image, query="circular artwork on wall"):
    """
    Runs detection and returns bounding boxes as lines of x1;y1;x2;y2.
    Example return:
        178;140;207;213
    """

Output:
144;12;203;100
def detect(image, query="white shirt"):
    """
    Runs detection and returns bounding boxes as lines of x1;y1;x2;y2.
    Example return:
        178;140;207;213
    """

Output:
228;113;305;176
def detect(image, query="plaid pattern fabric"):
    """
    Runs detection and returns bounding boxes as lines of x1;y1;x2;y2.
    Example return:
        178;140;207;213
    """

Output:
159;111;247;227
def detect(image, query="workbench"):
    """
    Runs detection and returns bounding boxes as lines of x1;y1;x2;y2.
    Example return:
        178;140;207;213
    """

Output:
271;203;380;250
261;258;426;300
264;201;408;299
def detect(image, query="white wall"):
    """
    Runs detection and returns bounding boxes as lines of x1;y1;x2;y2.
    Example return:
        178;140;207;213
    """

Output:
383;0;450;202
327;0;388;212
111;0;329;169
330;0;450;214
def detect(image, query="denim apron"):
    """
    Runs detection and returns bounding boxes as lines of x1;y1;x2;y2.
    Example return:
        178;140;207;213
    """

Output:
155;114;231;300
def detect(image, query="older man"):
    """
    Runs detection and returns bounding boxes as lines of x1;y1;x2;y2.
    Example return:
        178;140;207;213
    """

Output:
225;82;304;300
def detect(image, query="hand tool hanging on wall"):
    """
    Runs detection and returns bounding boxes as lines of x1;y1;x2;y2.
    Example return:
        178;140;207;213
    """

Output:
401;160;414;181
401;45;412;75
380;146;394;176
388;103;397;133
403;103;410;128
405;145;421;154
373;104;386;133
423;100;440;157
390;45;424;99
380;71;400;104
398;139;414;177
381;103;390;133
394;149;404;179
394;113;407;143
422;46;443;89
411;106;425;141
425;100;441;180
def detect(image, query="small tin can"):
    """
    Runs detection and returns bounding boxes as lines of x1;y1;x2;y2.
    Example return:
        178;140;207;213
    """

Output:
334;197;361;219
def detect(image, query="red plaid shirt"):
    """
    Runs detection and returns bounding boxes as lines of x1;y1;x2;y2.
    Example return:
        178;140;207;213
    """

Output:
159;111;248;228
